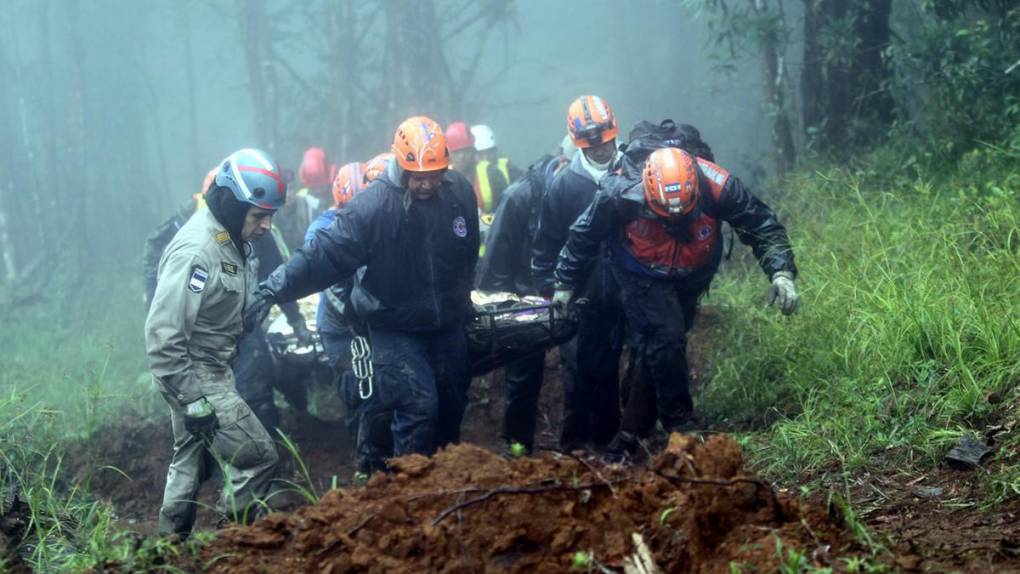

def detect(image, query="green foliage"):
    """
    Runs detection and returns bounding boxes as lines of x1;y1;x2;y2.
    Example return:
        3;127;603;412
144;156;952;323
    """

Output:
889;3;1020;156
0;281;158;571
702;137;1020;496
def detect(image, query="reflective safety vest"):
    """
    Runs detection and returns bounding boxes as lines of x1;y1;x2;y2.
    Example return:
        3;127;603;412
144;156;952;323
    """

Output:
475;158;511;214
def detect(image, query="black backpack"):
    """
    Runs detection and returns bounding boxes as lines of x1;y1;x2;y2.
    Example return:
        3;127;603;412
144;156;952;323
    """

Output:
617;119;716;179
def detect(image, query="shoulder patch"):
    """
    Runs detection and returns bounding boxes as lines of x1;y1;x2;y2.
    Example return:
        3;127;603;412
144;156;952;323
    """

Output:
215;231;231;245
188;266;208;293
221;262;238;276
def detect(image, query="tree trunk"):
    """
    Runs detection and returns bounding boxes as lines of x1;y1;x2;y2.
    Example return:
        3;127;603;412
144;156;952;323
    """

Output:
183;10;201;178
852;0;894;130
751;0;797;176
801;0;825;142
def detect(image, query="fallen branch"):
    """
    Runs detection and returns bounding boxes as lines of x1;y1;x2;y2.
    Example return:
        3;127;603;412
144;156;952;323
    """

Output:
431;480;625;526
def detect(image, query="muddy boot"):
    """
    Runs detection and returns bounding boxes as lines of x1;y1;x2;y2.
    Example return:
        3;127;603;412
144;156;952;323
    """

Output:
603;431;640;464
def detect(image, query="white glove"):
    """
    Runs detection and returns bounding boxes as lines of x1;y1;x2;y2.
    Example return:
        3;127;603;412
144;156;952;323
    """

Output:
552;288;574;307
769;271;799;315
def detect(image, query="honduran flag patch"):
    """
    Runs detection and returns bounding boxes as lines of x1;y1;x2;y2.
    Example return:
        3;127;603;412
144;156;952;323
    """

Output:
188;266;208;293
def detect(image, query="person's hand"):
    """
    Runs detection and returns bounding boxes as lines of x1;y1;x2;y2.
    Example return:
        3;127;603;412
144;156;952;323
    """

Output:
769;271;799;315
552;286;574;308
244;288;275;332
183;397;218;440
291;319;314;347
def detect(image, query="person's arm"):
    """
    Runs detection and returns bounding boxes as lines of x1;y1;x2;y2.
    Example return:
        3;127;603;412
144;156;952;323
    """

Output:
530;178;567;297
554;184;628;289
142;214;186;310
476;187;526;292
260;195;374;304
253;232;305;328
145;249;214;404
714;175;796;279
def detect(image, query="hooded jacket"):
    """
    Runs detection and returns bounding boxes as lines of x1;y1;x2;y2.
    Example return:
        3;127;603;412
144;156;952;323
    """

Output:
530;152;608;296
555;157;796;292
262;162;480;333
476;155;561;295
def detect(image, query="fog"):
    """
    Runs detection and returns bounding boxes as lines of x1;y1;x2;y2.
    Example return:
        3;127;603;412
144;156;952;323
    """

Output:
0;0;773;286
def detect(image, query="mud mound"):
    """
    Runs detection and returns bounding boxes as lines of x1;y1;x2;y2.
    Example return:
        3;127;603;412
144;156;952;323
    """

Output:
64;410;355;532
201;434;855;573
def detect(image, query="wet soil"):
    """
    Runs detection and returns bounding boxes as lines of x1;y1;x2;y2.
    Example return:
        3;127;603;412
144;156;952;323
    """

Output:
188;434;859;573
61;306;1020;571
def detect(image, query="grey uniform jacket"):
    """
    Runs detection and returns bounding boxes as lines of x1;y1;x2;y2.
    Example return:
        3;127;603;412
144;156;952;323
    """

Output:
145;209;255;405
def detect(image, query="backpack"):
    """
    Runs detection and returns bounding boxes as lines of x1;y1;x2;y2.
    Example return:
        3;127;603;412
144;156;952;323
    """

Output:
617;119;716;179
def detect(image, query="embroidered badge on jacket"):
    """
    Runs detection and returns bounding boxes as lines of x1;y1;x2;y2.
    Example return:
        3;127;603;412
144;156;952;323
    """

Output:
189;266;208;293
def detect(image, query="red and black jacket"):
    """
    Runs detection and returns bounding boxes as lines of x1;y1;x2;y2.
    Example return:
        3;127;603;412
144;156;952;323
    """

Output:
554;158;796;293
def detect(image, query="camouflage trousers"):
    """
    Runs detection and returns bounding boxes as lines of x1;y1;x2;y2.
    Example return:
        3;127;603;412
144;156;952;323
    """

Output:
158;390;279;536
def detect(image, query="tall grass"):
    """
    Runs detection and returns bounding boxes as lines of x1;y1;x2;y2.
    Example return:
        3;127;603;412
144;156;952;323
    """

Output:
701;142;1020;495
0;280;163;571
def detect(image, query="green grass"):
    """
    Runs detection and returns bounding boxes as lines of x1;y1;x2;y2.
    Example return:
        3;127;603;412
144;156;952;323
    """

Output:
0;279;161;572
701;139;1020;500
2;136;1019;570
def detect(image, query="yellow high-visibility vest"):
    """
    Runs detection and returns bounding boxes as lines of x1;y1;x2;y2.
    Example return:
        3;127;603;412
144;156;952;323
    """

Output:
475;158;511;214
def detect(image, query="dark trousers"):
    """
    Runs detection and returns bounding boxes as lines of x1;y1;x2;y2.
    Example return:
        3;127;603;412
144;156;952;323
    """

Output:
322;322;394;474
232;328;279;432
502;351;546;450
560;260;624;448
340;326;470;456
611;265;700;430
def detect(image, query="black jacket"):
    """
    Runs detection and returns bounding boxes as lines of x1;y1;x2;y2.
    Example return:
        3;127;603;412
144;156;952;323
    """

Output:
555;159;796;292
530;153;602;296
476;155;560;295
263;164;480;333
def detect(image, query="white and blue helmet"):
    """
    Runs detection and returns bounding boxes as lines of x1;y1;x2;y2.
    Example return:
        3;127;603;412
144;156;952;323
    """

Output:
214;148;287;210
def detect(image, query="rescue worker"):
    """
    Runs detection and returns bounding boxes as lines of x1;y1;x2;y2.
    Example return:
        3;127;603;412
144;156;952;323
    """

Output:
446;121;475;175
554;147;799;445
476;152;567;453
145;148;286;536
303;161;393;478
470;124;522;216
142;168;312;432
363;152;395;183
246;116;480;457
276;147;331;251
532;95;626;450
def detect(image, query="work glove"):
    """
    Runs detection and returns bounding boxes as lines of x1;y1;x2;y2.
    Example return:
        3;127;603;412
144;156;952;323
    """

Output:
769;271;799;315
551;286;574;308
183;397;218;440
243;287;276;333
291;318;314;347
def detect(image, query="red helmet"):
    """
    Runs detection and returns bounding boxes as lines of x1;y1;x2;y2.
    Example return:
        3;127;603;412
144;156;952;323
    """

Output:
299;147;331;187
642;148;699;218
392;116;449;172
567;95;618;149
445;121;473;152
331;162;366;207
363;152;394;183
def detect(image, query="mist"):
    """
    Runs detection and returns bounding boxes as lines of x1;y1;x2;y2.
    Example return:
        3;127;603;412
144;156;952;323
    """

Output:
0;0;771;287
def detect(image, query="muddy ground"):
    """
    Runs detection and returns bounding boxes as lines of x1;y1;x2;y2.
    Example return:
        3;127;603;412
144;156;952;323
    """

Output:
58;306;1020;572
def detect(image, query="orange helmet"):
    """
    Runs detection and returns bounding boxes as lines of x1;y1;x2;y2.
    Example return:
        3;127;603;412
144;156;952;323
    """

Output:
201;167;217;195
642;148;699;218
392;116;449;172
331;162;366;207
364;152;394;183
567;95;618;149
